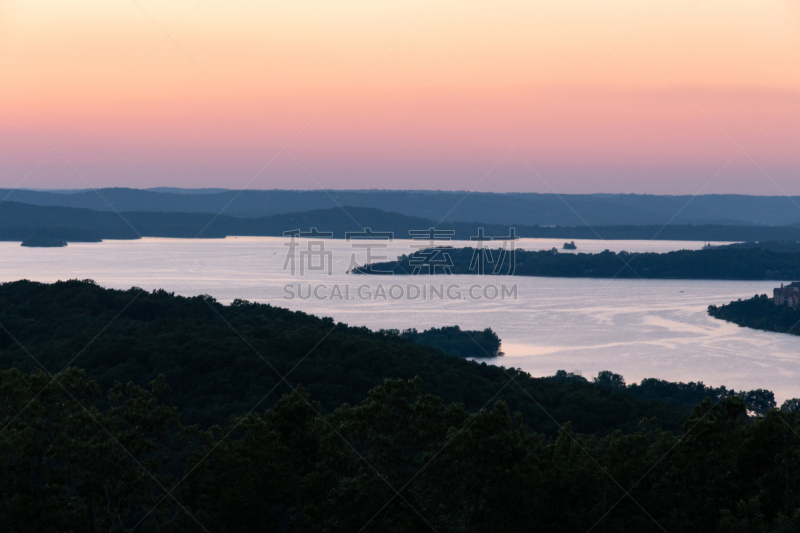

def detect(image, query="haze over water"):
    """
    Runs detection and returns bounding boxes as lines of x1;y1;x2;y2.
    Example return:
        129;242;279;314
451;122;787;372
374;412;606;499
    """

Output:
2;237;797;402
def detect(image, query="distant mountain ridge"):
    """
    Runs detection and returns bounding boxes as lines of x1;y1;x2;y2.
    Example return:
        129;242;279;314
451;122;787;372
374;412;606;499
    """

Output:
5;201;800;243
4;188;800;226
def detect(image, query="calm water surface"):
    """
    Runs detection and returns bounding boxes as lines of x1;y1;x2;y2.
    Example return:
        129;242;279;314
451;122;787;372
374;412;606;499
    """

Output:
2;237;797;401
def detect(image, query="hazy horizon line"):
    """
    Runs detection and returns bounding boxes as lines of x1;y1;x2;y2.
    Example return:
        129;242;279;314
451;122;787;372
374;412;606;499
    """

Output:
6;187;800;199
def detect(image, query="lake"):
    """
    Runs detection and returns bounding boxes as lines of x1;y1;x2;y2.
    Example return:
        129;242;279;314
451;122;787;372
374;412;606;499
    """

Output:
2;237;798;402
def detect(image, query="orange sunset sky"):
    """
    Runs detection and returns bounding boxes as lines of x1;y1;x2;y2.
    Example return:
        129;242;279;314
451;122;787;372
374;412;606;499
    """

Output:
1;0;798;193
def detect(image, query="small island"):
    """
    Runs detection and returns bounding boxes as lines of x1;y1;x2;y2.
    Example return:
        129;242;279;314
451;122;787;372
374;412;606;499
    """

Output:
20;236;68;248
562;241;577;250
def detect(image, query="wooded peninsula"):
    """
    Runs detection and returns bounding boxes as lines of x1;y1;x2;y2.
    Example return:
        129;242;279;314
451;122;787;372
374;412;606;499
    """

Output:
709;294;800;336
357;245;800;280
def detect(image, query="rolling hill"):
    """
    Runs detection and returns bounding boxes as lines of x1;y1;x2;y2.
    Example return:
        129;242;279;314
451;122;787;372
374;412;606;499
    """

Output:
5;188;800;226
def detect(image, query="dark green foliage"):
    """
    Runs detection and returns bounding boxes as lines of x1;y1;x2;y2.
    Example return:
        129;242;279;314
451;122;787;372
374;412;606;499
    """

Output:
626;377;737;410
709;294;800;334
594;370;626;388
627;373;781;415
7;281;800;531
399;326;502;357
781;399;800;413
363;246;800;280
5;373;800;532
0;368;179;531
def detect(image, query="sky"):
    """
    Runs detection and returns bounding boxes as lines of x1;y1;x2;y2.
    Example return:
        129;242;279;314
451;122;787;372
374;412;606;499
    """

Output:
1;0;798;194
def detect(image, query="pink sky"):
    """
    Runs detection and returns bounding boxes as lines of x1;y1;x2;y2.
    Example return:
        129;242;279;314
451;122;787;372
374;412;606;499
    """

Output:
1;0;798;194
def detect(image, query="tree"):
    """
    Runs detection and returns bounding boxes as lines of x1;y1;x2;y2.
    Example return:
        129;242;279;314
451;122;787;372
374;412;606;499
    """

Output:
594;370;626;389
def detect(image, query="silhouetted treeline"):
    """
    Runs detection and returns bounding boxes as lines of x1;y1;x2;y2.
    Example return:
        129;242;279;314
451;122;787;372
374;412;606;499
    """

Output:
397;326;502;358
19;235;67;247
709;294;800;335
556;369;781;416
362;246;800;280
720;240;800;253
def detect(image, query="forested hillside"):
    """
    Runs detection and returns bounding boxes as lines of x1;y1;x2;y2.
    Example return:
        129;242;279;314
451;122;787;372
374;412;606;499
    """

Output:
2;281;800;531
0;280;688;433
